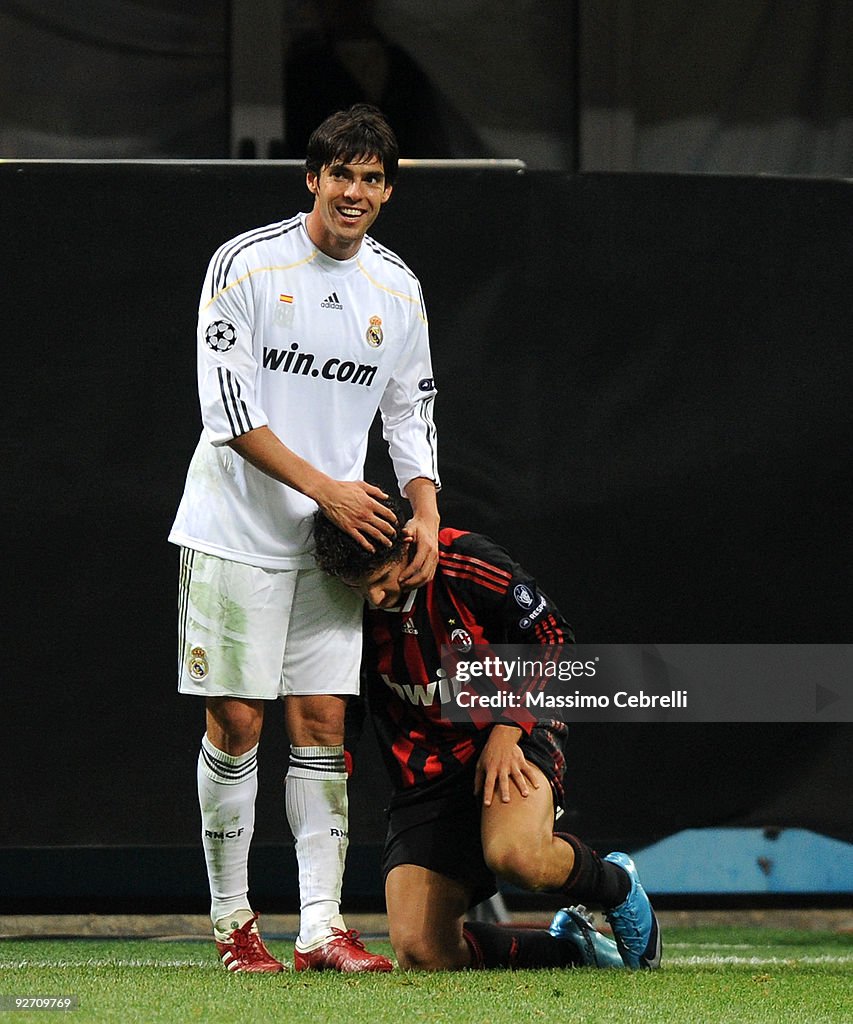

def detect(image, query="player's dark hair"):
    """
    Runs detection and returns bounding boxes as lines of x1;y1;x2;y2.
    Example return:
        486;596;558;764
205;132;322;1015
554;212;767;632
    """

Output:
313;492;408;580
305;104;400;185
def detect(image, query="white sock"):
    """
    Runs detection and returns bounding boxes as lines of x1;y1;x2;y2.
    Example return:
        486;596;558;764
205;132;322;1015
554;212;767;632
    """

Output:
197;734;258;928
285;745;349;949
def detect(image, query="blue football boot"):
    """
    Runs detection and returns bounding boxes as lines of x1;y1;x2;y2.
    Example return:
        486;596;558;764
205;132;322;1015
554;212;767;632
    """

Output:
548;905;626;968
603;852;662;969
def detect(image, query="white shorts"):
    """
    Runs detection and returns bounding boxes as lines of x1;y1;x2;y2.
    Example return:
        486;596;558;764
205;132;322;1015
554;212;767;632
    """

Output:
177;547;363;699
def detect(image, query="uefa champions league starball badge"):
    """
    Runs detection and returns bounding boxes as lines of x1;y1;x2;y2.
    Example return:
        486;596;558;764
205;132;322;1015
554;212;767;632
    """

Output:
366;315;383;347
204;320;237;352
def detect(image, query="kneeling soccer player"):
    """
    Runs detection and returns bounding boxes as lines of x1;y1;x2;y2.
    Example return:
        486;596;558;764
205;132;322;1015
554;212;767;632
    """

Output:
313;502;662;971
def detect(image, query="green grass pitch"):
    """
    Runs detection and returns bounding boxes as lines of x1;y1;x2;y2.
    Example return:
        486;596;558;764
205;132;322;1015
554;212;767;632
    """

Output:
1;927;851;1024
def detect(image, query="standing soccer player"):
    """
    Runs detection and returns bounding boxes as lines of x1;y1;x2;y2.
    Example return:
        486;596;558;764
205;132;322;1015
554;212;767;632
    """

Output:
169;105;440;972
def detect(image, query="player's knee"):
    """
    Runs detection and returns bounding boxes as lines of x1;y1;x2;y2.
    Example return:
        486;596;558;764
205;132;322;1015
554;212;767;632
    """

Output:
285;694;346;747
484;835;550;892
389;925;454;971
206;697;264;751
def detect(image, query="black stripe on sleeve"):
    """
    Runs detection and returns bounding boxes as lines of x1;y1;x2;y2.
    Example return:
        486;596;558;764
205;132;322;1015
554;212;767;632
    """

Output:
419;394;439;481
217;367;254;437
227;369;253;435
217;367;238;436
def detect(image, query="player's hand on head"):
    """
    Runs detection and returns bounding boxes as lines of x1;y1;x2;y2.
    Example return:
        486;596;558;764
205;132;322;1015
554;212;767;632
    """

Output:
318;480;396;552
398;515;439;588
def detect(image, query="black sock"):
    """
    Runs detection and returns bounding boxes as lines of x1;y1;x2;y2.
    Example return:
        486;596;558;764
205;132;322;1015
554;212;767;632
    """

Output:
463;921;583;969
555;832;630;909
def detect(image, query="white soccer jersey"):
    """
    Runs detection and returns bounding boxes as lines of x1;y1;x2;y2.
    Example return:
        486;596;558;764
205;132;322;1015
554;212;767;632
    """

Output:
169;212;439;569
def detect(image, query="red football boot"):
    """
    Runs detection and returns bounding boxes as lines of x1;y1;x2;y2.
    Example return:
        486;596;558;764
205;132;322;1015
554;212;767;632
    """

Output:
294;928;393;972
214;912;285;973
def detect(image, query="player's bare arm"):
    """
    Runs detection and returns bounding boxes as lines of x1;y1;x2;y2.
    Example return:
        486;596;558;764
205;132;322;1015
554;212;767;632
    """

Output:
399;476;440;587
229;426;396;550
474;724;541;807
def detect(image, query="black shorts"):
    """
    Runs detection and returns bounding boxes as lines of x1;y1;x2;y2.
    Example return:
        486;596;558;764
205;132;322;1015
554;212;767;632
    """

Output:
381;721;568;909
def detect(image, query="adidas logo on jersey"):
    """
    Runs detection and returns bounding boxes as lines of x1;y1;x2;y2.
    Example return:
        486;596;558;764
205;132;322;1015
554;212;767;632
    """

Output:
320;292;343;310
402;619;419;635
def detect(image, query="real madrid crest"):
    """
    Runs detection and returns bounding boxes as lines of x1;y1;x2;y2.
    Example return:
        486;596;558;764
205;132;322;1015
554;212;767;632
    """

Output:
189;646;209;680
366;315;384;348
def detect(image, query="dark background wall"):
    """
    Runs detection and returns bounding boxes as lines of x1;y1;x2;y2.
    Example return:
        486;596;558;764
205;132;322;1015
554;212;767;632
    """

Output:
2;2;852;175
3;163;851;911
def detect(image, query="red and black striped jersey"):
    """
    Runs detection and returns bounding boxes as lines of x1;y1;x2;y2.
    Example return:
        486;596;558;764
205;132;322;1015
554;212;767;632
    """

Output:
362;528;574;804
